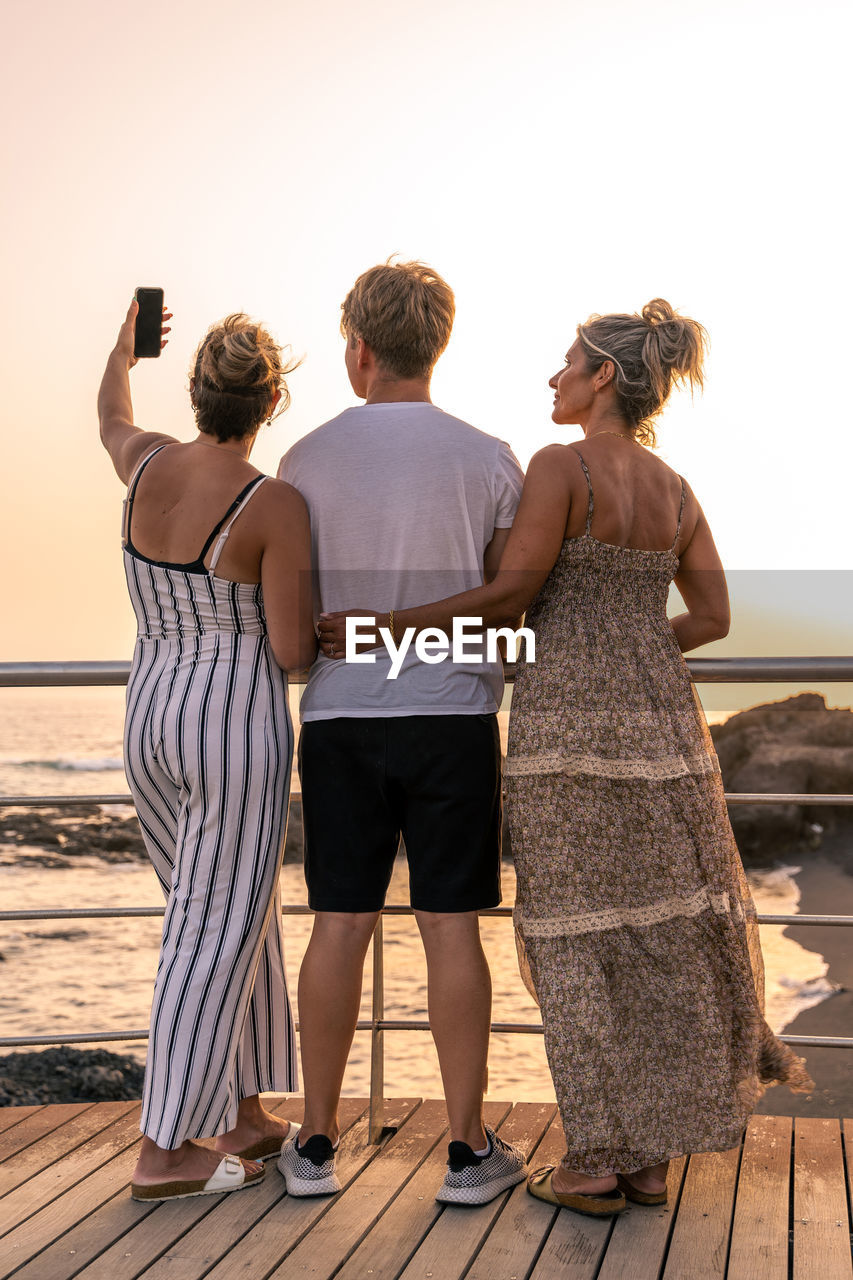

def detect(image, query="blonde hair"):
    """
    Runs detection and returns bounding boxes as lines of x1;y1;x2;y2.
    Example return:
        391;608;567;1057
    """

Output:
577;299;708;446
190;313;299;442
340;260;455;379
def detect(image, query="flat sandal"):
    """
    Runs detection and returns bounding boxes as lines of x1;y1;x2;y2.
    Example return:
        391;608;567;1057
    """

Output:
527;1166;626;1216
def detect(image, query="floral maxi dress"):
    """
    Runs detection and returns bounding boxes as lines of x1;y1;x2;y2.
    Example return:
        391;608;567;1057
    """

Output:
505;452;811;1176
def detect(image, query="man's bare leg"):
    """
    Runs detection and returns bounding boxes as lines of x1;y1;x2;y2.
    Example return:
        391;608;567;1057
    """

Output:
297;910;380;1143
415;909;491;1150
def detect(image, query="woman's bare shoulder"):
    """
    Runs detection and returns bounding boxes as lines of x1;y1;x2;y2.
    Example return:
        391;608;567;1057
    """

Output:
255;475;311;524
530;442;586;473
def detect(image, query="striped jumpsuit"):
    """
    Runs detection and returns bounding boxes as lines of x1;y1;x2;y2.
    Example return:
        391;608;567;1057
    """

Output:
122;446;298;1149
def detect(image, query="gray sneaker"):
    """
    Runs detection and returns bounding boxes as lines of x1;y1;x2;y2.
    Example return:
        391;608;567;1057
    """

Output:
435;1125;528;1205
277;1133;341;1196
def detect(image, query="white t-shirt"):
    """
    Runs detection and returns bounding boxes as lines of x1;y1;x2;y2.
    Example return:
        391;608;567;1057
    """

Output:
279;402;524;721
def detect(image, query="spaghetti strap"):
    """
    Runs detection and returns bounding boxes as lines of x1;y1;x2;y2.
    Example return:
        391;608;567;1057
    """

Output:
122;445;169;546
208;476;268;572
196;476;265;568
671;477;687;551
573;450;594;535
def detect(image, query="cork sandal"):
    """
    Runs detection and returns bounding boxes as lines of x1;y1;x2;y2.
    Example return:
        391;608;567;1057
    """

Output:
526;1166;626;1216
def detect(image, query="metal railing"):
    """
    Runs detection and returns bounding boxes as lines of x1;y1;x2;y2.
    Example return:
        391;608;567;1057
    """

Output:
2;657;853;1142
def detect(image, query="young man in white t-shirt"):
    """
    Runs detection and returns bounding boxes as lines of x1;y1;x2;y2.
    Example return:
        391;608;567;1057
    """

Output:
277;261;527;1204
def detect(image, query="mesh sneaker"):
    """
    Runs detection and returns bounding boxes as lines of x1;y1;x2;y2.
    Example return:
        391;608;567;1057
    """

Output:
277;1133;341;1196
435;1125;528;1205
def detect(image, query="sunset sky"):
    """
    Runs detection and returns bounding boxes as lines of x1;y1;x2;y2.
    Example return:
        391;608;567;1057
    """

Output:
1;0;850;709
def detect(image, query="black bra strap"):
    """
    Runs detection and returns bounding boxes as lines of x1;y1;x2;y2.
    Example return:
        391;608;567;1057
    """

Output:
574;450;594;534
196;478;263;564
123;445;169;549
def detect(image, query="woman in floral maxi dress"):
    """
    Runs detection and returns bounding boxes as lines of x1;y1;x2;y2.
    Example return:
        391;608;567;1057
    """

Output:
318;298;811;1215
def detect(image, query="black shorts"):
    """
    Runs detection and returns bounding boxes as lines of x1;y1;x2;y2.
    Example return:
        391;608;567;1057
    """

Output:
298;714;502;913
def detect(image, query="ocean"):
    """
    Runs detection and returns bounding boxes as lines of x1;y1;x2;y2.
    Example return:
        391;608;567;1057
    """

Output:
0;687;842;1098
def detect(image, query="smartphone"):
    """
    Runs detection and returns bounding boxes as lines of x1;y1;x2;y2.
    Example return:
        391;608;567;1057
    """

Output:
134;287;165;358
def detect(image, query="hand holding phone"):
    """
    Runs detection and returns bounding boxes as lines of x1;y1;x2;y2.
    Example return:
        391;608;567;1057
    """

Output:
134;287;166;358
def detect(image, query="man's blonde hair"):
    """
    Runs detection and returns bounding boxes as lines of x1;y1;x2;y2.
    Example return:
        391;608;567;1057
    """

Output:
340;260;455;379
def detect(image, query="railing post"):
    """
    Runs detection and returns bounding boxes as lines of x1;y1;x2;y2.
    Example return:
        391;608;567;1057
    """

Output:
368;914;385;1144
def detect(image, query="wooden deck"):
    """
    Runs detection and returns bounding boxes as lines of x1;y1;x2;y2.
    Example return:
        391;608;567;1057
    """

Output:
1;1099;852;1280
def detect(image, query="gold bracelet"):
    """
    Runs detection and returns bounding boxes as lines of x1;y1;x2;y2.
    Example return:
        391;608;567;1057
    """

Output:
388;609;396;643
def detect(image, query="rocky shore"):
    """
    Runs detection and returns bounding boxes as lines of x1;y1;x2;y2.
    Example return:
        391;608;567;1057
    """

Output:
0;1047;144;1108
710;692;853;868
0;797;306;869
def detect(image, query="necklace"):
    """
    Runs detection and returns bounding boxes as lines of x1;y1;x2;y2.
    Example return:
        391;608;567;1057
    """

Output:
192;439;252;459
589;430;637;444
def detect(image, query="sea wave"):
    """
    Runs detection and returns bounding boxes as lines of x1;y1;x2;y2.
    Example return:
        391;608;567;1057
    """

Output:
2;757;125;772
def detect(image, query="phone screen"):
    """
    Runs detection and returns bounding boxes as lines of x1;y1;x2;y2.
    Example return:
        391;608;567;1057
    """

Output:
134;287;164;359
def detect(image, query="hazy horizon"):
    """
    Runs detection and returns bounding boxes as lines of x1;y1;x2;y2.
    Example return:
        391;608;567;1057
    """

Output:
1;0;850;665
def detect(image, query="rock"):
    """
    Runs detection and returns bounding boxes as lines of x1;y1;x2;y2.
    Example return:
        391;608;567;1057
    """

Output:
710;694;853;866
0;1047;144;1106
0;797;307;867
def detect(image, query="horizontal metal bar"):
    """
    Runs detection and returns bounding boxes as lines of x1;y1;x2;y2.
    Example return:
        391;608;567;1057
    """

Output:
757;915;853;927
3;906;852;927
3;791;853;813
0;795;135;807
0;905;313;921
3;657;853;689
0;1030;151;1048
685;656;853;683
777;1035;853;1049
0;662;133;687
726;793;853;806
3;1026;852;1052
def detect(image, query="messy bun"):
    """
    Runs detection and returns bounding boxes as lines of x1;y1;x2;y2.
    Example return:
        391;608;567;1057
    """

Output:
577;299;707;446
190;314;300;442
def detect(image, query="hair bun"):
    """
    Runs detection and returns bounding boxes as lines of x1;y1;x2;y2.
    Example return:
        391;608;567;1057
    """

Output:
642;298;679;328
576;298;708;446
191;313;300;443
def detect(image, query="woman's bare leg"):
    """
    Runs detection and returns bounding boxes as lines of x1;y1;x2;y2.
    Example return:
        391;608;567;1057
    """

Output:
551;1165;618;1195
620;1160;669;1194
133;1138;262;1185
215;1093;298;1154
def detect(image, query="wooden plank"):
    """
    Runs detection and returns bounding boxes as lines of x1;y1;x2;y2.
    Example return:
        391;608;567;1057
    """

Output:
0;1106;44;1138
0;1103;139;1198
399;1102;556;1280
727;1115;792;1280
200;1099;421;1280
80;1099;373;1280
596;1156;688;1280
0;1103;93;1164
264;1098;459;1280
17;1097;310;1280
662;1145;740;1279
337;1101;519;1280
528;1186;614;1279
465;1106;563;1280
0;1104;141;1268
793;1118;853;1280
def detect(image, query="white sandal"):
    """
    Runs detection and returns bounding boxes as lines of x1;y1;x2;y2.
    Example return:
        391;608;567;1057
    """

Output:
131;1153;265;1202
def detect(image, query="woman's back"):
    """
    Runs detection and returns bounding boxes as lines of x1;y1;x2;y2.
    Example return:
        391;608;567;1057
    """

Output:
125;443;272;584
561;438;690;554
121;444;314;669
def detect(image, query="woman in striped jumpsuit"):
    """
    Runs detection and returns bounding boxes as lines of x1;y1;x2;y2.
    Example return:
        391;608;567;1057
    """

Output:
98;300;316;1200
